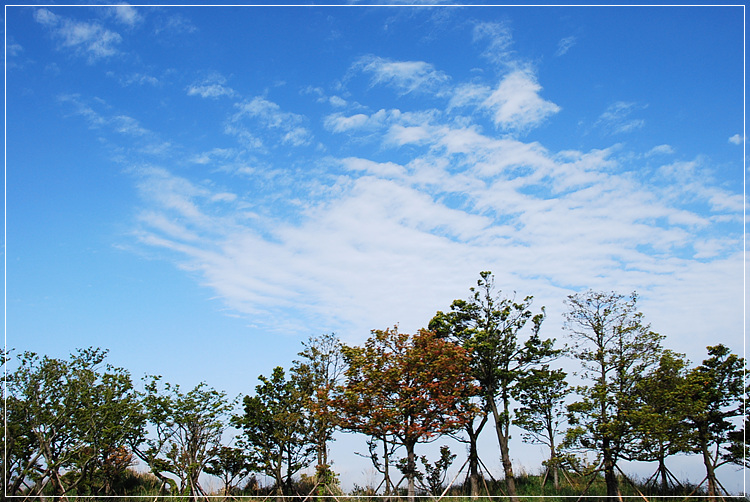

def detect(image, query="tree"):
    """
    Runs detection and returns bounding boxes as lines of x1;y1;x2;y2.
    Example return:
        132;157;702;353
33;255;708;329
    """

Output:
232;366;315;495
3;348;145;497
683;345;745;501
627;350;692;493
2;349;40;497
513;365;570;490
136;377;230;499
419;445;456;495
429;271;555;502
291;333;346;484
564;290;663;498
205;446;251;498
337;327;476;502
430;310;488;497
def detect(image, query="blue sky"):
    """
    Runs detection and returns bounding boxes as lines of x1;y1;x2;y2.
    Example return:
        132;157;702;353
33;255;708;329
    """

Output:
5;4;746;491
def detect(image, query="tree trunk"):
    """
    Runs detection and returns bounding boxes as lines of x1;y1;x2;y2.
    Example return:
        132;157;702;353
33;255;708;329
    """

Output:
468;436;480;496
658;452;668;494
699;433;717;502
406;441;417;502
383;437;392;495
549;441;559;491
602;440;619;499
466;414;487;496
489;399;519;502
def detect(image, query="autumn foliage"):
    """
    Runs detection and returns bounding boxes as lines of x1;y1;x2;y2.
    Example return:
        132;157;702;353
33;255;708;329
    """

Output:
337;327;478;500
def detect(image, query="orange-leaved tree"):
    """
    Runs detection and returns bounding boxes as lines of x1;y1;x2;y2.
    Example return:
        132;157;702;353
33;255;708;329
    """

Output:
336;327;477;502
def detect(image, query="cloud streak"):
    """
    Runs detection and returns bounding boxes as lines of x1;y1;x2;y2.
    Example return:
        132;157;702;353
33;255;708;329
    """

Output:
34;8;122;61
356;55;451;96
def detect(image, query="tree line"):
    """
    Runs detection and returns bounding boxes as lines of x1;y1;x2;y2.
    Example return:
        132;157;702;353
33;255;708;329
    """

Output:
3;272;746;501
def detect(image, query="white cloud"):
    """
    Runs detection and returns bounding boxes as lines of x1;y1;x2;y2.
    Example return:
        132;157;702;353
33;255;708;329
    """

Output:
385;124;432;146
473;21;514;66
111;4;142;26
121;73;160;86
324;109;391;133
229;97;313;148
329;96;347;107
187;73;236;99
728;133;744;145
555;36;577;56
34;8;123;62
596;101;646;135
448;83;492;111
34;8;59;26
110;20;741;367
154;14;197;35
324;113;371;133
646;144;675;156
356;55;450;96
112;115;148;136
482;70;561;132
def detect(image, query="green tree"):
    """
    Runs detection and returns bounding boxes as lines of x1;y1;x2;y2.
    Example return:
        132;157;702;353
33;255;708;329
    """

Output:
564;290;663;498
1;349;40;496
205;445;251;498
3;348;145;497
683;345;745;501
418;445;456;495
136;377;230;499
291;333;346;484
337;327;476;502
627;349;692;493
513;365;570;490
232;366;315;495
429;271;554;502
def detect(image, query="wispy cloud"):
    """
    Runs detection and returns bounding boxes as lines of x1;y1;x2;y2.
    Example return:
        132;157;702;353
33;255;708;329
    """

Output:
43;11;740;358
555;35;577;56
596;101;646;135
187;73;236;99
34;8;122;62
131;99;741;343
355;55;450;96
473;21;514;67
228;97;313;149
109;4;142;27
118;72;161;87
154;13;197;35
646;144;675;156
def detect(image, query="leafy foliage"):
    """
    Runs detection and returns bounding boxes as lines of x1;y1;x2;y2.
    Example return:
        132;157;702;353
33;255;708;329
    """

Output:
232;366;315;495
3;348;145;497
564;290;664;497
291;333;346;480
337;327;476;501
430;271;556;502
683;344;746;500
136;377;230;497
513;364;570;489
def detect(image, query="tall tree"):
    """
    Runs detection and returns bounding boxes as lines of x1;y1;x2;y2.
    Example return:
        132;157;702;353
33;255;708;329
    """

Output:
337;327;476;502
683;345;745;501
3;348;145;497
430;310;488;496
564;290;663;498
232;366;315;495
291;333;346;484
627;350;692;493
429;271;555;502
513;365;570;490
136;377;230;499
